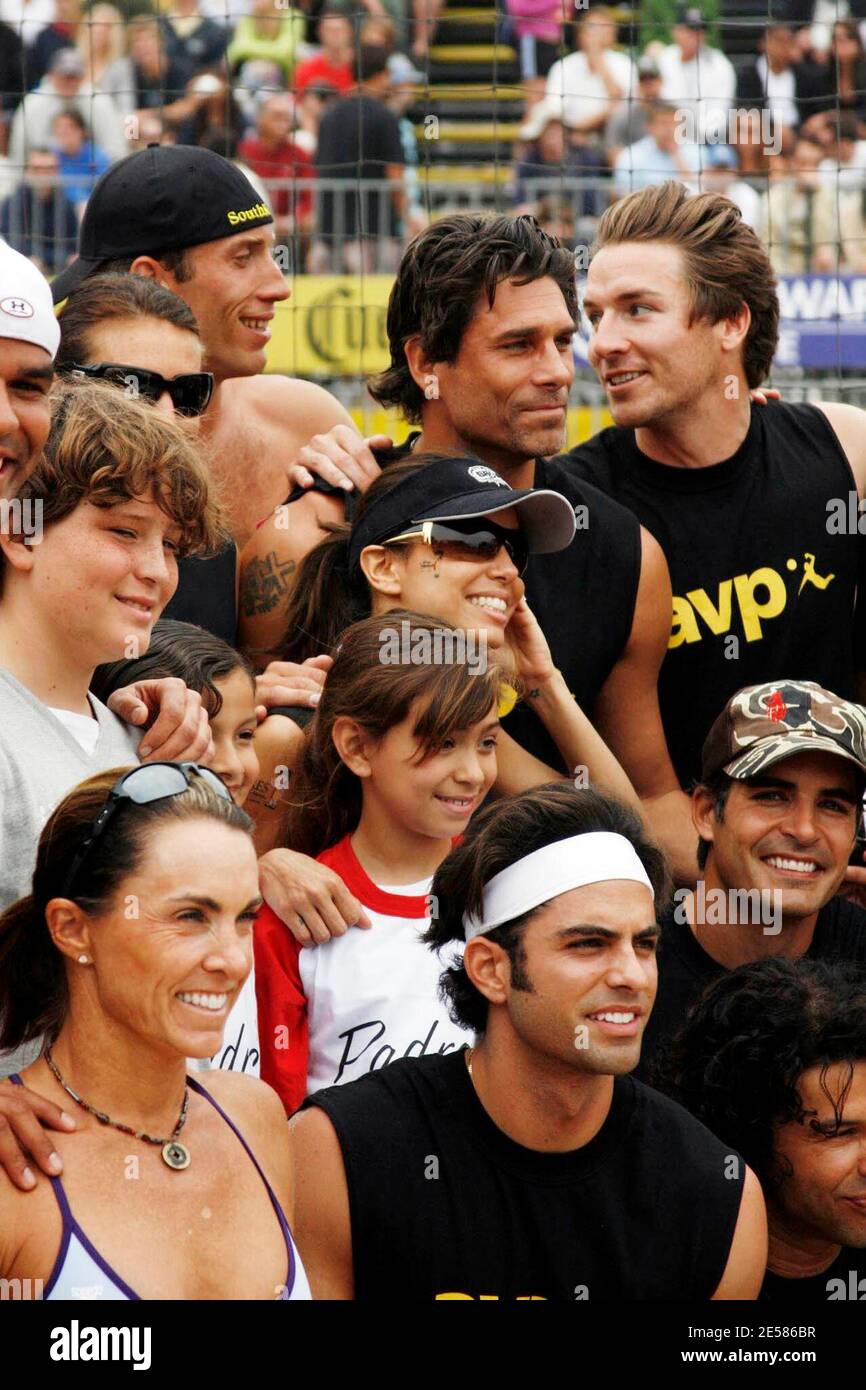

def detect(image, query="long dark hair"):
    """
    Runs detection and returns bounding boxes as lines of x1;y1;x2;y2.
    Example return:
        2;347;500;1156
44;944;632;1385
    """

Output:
652;957;866;1190
91;618;254;718
284;610;502;858
0;767;252;1052
277;454;455;664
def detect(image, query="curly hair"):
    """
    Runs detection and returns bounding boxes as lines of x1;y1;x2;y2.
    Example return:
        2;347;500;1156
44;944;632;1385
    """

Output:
368;214;579;423
9;376;225;564
653;957;866;1190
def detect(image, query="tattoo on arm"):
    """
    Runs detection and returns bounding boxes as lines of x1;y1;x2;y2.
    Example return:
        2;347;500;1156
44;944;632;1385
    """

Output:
246;778;285;811
240;552;297;617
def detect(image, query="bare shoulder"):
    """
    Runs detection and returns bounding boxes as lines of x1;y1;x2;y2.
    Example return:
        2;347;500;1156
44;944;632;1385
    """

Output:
242;487;345;568
816;401;866;490
196;1068;287;1137
224;375;356;439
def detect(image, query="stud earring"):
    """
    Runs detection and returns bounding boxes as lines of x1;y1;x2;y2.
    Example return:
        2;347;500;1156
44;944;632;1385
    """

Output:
423;373;439;400
77;954;90;964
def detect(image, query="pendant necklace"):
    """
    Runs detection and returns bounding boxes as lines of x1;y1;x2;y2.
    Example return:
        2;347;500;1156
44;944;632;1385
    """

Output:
44;1048;191;1170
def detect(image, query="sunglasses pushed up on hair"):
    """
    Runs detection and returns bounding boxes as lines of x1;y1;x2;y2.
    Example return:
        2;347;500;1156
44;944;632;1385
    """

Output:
381;517;530;576
71;362;215;417
60;762;232;900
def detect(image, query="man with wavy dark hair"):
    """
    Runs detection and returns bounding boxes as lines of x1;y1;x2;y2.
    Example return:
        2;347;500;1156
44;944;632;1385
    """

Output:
289;782;768;1302
243;211;698;884
657;957;866;1301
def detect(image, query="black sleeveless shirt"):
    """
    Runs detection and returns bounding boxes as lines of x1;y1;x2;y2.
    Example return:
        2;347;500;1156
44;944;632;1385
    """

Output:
279;450;643;769
305;1050;745;1301
163;542;239;646
560;403;861;786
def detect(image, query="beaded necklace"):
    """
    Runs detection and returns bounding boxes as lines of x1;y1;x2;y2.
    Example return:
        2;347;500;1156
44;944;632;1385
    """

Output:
44;1048;191;1170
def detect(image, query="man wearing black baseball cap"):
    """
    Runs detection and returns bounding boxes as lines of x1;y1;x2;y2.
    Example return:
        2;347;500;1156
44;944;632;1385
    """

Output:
640;679;866;1076
52;144;354;548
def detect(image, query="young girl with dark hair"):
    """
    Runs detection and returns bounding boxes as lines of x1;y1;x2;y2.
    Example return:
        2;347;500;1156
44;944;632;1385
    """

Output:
255;611;504;1113
250;453;642;856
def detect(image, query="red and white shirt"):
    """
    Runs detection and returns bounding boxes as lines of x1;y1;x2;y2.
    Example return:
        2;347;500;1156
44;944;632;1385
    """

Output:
254;835;471;1114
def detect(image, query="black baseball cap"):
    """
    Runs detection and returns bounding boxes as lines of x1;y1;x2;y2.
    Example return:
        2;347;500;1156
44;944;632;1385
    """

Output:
51;145;274;304
347;455;577;575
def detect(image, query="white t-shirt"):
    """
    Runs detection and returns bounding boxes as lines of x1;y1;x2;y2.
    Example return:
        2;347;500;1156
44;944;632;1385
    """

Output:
657;42;736;144
545;48;636;130
255;834;471;1112
756;55;799;132
47;703;102;756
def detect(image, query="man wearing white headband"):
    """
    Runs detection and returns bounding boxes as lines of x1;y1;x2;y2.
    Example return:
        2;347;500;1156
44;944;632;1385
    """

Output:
0;240;58;500
290;783;768;1301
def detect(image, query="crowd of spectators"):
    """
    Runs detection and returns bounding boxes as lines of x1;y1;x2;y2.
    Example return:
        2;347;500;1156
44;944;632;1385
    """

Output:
0;0;865;274
512;3;866;271
0;0;424;271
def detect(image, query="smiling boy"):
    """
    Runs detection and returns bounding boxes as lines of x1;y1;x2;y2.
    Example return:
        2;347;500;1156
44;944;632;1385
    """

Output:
0;376;222;926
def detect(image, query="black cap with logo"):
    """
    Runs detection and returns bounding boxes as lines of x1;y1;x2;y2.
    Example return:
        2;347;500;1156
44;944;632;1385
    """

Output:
347;455;577;576
51;145;273;303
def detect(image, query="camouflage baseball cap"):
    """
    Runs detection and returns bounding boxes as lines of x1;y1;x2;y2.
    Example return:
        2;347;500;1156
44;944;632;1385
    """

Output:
701;680;866;781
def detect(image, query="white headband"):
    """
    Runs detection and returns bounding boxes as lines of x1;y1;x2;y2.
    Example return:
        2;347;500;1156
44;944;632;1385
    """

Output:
462;832;654;941
0;240;60;358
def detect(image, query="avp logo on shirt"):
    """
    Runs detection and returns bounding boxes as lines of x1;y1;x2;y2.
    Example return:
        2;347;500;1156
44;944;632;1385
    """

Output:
669;553;835;648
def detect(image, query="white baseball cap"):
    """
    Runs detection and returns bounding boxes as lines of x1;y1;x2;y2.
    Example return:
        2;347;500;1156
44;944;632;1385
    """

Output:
0;239;60;359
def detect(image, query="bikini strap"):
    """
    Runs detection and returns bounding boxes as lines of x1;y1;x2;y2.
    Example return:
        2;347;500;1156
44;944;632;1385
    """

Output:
186;1076;297;1297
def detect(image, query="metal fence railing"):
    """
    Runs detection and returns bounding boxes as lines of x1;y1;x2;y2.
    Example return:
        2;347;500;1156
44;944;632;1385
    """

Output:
3;170;866;278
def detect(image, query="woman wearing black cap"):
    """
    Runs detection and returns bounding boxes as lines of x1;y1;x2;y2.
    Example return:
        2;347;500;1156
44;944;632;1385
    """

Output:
249;453;642;861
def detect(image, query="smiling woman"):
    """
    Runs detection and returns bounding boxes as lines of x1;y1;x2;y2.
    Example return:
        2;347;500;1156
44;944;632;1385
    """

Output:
0;765;311;1300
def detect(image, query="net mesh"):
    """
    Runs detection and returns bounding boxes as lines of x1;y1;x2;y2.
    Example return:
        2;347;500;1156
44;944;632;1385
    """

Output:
1;0;864;439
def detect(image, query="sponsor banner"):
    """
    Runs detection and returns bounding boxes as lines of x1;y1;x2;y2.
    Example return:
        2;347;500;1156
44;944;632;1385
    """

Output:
265;274;393;378
266;273;866;378
775;275;866;370
266;275;610;443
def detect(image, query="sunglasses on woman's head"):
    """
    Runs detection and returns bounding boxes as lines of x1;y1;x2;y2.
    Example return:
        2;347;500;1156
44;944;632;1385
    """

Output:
71;363;215;416
382;518;530;576
60;762;233;900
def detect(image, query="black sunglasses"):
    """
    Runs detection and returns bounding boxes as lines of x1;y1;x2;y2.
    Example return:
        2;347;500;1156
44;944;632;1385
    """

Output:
71;362;215;416
61;762;232;900
382;518;530;576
